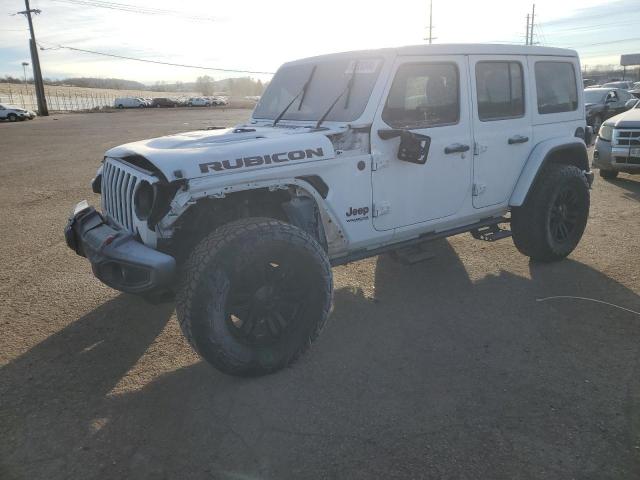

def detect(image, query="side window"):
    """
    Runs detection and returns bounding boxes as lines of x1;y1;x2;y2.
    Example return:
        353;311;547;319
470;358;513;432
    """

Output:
382;62;459;129
535;61;578;114
475;61;524;121
618;90;631;102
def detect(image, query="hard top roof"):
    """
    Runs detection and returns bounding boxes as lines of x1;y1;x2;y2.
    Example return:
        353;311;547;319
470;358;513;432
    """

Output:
283;43;577;67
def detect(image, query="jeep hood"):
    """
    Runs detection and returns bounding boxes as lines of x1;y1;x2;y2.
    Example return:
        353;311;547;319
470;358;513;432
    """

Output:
105;125;338;181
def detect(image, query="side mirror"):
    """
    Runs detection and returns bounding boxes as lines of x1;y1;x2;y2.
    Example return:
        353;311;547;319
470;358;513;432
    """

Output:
605;96;616;104
377;129;431;164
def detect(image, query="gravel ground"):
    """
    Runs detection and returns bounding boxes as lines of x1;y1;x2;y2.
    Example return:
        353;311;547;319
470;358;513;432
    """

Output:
1;109;639;480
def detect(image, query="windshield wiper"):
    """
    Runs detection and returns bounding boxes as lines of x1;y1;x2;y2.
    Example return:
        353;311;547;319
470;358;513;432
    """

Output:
272;65;317;127
315;60;359;129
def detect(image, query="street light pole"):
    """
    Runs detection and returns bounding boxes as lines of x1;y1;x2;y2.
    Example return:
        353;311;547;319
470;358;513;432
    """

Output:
22;62;29;84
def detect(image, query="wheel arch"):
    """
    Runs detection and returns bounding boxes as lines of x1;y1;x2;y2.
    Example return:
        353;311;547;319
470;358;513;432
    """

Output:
164;177;338;259
509;138;590;207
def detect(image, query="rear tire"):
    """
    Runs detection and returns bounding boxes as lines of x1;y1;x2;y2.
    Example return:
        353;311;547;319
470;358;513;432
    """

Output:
176;217;333;376
599;168;618;179
7;113;18;122
511;164;590;262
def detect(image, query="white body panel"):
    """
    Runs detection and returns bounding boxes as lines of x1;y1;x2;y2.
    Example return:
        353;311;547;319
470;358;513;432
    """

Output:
370;55;473;231
469;54;533;209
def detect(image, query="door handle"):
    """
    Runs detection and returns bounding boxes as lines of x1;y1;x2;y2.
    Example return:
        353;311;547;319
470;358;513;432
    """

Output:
508;135;529;145
444;143;470;154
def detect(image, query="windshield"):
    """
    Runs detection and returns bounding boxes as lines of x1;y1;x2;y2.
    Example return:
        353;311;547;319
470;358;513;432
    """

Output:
584;90;606;104
253;57;383;122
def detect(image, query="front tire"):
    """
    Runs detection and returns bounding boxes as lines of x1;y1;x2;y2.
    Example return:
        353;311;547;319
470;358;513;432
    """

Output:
511;164;589;262
176;218;333;376
7;113;18;122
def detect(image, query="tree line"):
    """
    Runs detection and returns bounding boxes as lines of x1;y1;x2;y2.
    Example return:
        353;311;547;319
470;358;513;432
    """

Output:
0;75;268;97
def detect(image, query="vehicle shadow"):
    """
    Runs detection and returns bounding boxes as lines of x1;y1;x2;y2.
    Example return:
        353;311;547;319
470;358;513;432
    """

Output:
608;174;640;202
1;241;639;479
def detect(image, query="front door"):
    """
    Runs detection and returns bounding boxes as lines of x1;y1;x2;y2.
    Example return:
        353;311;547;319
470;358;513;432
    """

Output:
371;56;473;231
469;55;532;209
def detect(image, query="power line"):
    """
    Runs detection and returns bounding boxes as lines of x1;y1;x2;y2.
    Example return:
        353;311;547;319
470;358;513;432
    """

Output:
558;37;640;49
540;18;640;34
40;43;275;75
48;0;216;22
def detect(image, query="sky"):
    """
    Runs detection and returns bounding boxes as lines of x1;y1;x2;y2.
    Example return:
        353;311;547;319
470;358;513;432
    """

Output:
1;0;639;84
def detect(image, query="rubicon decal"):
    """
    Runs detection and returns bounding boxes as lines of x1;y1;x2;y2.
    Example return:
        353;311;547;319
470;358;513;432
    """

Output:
199;148;325;173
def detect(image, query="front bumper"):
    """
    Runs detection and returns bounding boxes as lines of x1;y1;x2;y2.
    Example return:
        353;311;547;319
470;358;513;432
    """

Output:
594;138;640;172
65;201;176;294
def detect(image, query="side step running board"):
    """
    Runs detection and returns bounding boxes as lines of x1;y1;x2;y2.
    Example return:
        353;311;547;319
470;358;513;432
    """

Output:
331;216;509;266
390;243;438;265
470;224;512;242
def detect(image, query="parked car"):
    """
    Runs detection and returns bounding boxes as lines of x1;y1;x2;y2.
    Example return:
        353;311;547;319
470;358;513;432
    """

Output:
601;81;634;90
0;103;36;121
114;97;147;108
584;88;635;132
66;44;593;377
209;96;228;106
593;101;640;179
152;97;179;108
188;97;210;107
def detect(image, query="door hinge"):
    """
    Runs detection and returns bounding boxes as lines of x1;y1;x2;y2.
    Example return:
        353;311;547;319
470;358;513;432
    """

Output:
472;183;486;196
474;142;488;156
371;153;389;171
373;202;391;217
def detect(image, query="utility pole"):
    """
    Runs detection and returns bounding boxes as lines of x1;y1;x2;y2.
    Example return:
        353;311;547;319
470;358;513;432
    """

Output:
428;0;433;44
529;4;536;46
525;14;530;45
425;0;436;44
22;62;29;84
17;0;48;115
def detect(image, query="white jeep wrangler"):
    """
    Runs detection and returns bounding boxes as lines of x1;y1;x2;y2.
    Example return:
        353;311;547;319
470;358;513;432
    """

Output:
66;44;593;376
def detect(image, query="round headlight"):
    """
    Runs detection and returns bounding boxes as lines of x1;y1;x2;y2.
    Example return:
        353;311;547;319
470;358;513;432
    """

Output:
134;181;155;220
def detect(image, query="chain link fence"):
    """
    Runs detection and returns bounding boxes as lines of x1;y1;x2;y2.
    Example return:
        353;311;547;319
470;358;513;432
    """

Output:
0;83;200;113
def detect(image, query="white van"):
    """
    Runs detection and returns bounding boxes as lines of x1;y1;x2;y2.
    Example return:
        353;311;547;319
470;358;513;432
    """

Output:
114;97;147;109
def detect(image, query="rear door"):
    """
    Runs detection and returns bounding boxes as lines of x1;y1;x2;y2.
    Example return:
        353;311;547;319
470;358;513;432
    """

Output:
370;56;473;231
469;55;532;209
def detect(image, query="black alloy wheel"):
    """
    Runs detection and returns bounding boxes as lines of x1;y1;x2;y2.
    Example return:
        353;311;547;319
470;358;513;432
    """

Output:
225;251;314;346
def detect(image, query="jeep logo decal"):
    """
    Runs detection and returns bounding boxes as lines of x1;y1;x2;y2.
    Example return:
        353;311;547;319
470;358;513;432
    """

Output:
199;147;324;173
345;206;370;223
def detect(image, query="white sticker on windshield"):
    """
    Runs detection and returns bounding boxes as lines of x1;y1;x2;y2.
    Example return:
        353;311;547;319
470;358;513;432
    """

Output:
345;59;381;74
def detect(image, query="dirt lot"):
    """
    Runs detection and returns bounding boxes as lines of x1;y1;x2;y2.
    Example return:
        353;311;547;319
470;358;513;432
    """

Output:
1;109;639;479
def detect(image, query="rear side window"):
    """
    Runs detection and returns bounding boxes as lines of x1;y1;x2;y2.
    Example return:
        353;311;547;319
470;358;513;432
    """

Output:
382;62;459;129
476;61;524;121
535;62;578;114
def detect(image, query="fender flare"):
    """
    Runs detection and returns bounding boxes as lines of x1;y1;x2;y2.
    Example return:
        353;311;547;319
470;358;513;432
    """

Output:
509;137;589;207
163;175;346;252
